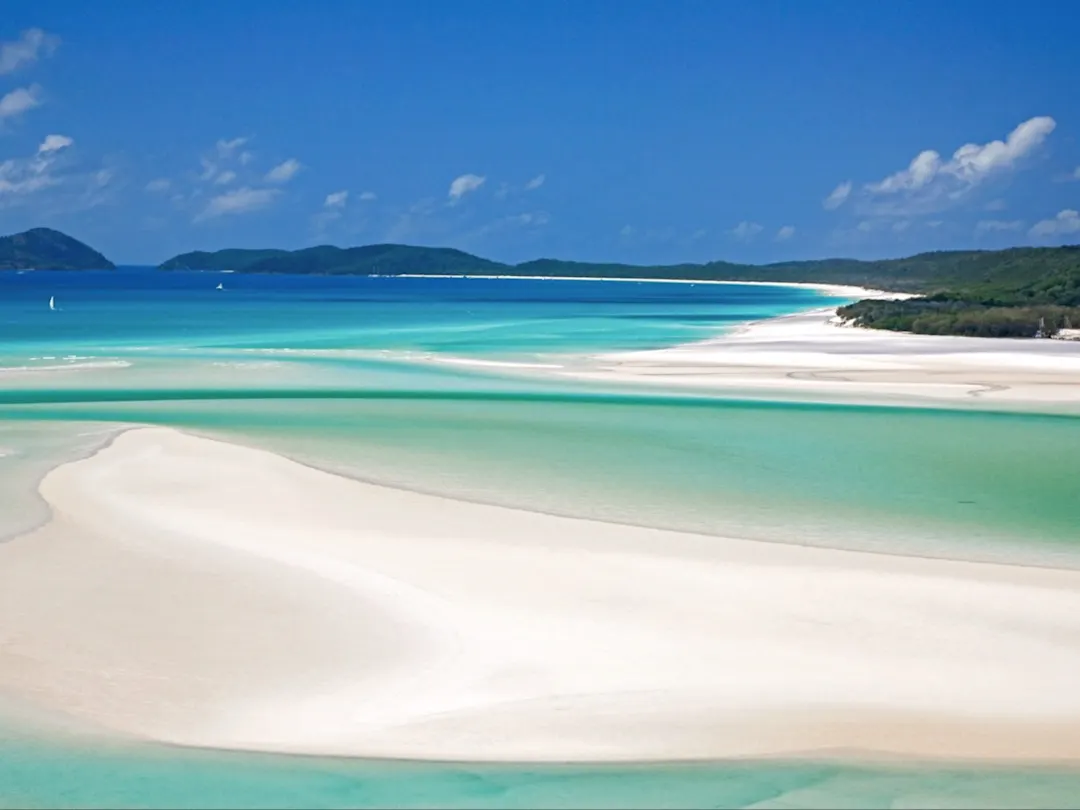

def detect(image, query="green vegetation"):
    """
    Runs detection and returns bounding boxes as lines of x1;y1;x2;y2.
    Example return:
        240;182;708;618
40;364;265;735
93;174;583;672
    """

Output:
0;227;115;271
160;241;1080;338
160;244;506;275
838;252;1080;338
3;226;1074;338
159;248;288;271
158;243;1079;289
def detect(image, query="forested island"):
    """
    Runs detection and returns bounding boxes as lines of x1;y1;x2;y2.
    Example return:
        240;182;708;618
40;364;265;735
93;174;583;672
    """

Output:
161;242;1080;338
4;226;1077;338
0;228;115;271
159;243;1079;294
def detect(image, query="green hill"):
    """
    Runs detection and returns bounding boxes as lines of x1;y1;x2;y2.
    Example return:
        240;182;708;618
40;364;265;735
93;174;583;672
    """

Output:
158;241;1080;337
158;243;1080;293
160;244;506;275
159;248;288;272
0;228;115;271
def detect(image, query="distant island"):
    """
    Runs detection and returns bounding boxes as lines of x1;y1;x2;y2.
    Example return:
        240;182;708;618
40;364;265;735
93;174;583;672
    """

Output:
161;242;1080;338
0;228;115;271
4;227;1078;338
157;242;1078;295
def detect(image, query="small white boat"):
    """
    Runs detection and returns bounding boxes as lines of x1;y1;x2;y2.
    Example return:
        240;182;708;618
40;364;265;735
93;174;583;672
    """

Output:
48;296;56;311
216;283;224;291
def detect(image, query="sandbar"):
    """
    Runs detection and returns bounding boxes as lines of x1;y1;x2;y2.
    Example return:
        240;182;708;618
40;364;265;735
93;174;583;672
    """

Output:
1;427;1080;762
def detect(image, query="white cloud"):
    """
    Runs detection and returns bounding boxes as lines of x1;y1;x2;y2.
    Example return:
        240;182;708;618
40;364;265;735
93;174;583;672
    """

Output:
892;220;910;233
856;220;874;233
0;134;114;214
946;116;1055;182
823;181;852;210
975;219;1024;234
196;187;280;221
1074;167;1080;181
216;137;248;158
867;150;941;194
0;157;58;198
37;134;73;154
359;190;377;201
265;158;301;183
213;170;236;185
775;225;795;242
1029;209;1080;238
145;178;171;192
0;85;42;119
324;190;348;208
311;191;350;234
867;116;1055;199
525;173;545;190
730;221;763;241
198;158;218;182
619;224;634;237
0;29;59;75
0;136;74;201
984;198;1007;211
448;173;485;201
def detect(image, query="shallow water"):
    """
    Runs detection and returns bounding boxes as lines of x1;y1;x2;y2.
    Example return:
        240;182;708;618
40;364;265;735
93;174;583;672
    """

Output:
1;270;1078;807
5;729;1080;809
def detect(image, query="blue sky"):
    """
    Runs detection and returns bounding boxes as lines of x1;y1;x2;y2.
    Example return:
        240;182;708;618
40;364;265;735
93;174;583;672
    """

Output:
1;0;1079;265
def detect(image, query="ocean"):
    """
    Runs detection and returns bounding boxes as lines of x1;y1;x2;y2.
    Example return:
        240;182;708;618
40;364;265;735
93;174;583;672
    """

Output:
1;269;1079;808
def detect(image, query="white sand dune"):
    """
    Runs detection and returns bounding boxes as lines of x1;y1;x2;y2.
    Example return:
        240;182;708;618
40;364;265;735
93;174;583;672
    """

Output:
567;307;1080;406
2;427;1080;762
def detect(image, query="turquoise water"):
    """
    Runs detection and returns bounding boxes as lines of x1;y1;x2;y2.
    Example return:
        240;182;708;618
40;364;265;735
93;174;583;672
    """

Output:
0;270;832;358
1;270;1079;807
5;730;1080;809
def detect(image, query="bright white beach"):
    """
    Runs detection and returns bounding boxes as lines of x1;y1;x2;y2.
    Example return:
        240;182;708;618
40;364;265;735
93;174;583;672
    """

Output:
392;273;883;299
2;426;1080;763
564;305;1080;407
392;276;1080;407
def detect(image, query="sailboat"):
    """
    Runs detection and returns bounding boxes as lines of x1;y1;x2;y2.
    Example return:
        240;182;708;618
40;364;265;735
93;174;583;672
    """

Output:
48;296;56;311
216;283;224;291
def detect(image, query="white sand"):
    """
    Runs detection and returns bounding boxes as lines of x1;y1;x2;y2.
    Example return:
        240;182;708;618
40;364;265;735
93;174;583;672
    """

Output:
562;307;1080;407
2;426;1080;762
393;273;884;299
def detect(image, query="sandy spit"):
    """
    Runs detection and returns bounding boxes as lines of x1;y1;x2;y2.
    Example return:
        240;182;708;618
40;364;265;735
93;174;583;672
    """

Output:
2;427;1080;762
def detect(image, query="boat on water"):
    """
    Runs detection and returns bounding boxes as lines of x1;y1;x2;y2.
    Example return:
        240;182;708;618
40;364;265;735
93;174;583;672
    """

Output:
48;296;56;311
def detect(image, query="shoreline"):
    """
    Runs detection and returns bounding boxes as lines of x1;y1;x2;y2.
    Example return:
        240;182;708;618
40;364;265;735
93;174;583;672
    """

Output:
382;275;1080;411
555;304;1080;409
389;273;891;299
3;426;1080;764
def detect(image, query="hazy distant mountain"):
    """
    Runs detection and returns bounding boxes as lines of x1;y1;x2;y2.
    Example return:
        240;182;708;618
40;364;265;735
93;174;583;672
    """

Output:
0;228;116;271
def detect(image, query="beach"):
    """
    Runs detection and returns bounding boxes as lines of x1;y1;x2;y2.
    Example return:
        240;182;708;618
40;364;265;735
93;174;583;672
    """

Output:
566;304;1080;407
3;425;1080;763
1;270;1079;809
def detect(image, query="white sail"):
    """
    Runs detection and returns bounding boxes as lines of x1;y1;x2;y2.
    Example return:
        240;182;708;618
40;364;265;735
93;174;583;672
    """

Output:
49;296;55;311
216;283;224;290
